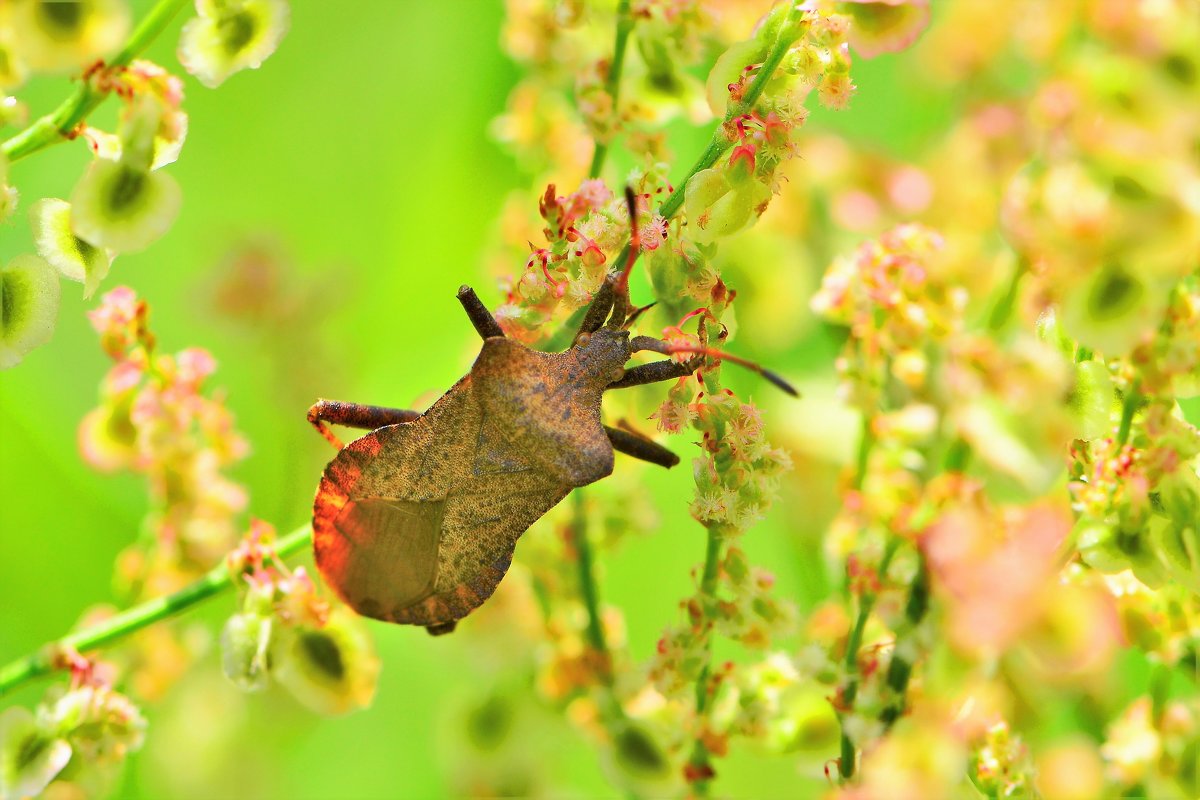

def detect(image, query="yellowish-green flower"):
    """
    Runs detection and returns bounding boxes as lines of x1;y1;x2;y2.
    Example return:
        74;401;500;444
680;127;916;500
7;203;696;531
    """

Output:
271;608;380;716
601;719;681;798
69;158;181;253
0;253;61;369
0;706;72;800
31;198;114;297
1060;264;1168;356
8;0;130;73
178;0;290;89
839;0;930;58
0;29;29;89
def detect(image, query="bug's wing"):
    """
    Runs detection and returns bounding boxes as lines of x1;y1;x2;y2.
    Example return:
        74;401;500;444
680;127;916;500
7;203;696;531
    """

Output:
320;495;446;619
388;475;569;627
313;385;470;621
312;383;569;627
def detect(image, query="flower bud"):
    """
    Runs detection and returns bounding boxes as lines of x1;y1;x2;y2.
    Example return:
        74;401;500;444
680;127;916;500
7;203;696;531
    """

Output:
220;611;274;692
1075;518;1126;574
1148;515;1200;595
1066;360;1116;441
1156;466;1200;530
684;168;767;244
705;39;767;117
49;684;146;763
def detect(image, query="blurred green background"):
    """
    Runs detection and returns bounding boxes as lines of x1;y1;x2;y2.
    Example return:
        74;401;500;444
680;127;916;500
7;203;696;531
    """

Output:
0;2;978;797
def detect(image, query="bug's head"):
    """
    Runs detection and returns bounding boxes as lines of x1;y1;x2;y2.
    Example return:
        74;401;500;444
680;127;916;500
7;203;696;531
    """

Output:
572;325;632;387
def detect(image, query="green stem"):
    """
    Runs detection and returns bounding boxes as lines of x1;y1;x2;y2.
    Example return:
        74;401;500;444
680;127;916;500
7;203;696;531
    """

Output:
837;537;900;780
1;0;191;163
879;555;927;728
1116;379;1142;447
0;524;312;697
686;366;732;795
986;257;1026;332
571;491;614;688
587;0;633;179
686;525;725;796
612;3;801;266
852;414;874;492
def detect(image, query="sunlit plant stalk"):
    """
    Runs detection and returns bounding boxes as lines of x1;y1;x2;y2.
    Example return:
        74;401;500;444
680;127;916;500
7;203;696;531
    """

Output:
683;365;728;796
610;3;803;267
0;0;191;163
0;524;312;696
586;0;633;179
837;537;899;780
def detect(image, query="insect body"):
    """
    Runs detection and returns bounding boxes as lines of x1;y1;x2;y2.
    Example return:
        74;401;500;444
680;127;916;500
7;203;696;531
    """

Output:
308;193;795;636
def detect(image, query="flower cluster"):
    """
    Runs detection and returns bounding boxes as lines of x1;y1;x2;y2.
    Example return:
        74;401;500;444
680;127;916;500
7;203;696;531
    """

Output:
790;1;1200;792
80;286;249;593
0;654;145;799
0;0;291;370
219;521;379;716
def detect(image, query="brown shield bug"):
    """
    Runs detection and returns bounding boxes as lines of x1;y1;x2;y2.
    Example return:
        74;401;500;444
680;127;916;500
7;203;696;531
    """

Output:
308;189;796;635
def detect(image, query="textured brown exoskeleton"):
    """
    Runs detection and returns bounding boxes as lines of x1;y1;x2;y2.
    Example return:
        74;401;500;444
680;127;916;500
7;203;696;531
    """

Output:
308;191;796;636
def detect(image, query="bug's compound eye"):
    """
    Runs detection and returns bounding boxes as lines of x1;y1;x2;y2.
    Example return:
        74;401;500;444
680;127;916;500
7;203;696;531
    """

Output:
576;332;591;346
609;366;626;383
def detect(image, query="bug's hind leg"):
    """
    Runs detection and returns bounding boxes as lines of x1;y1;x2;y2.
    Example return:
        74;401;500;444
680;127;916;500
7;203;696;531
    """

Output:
307;400;422;450
425;621;458;636
456;285;505;340
604;425;679;469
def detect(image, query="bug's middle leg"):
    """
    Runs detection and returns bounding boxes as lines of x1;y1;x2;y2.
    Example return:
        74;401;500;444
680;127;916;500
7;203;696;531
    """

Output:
604;425;679;468
607;358;698;390
307;399;422;450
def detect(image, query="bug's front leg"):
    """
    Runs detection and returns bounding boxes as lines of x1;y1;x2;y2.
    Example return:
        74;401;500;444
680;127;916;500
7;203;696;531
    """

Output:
307;399;422;450
604;424;679;468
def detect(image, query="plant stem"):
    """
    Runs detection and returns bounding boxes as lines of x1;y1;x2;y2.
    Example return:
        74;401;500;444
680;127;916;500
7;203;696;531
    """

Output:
1;0;191;163
837;537;899;780
571;491;614;687
1116;379;1142;447
611;3;801;266
685;525;725;795
588;0;634;179
852;414;874;492
986;256;1027;332
685;366;732;795
0;524;312;697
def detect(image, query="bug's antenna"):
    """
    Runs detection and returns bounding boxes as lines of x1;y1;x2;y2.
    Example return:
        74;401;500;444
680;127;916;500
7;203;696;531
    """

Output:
629;336;799;397
622;301;657;330
616;186;641;298
607;186;642;328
